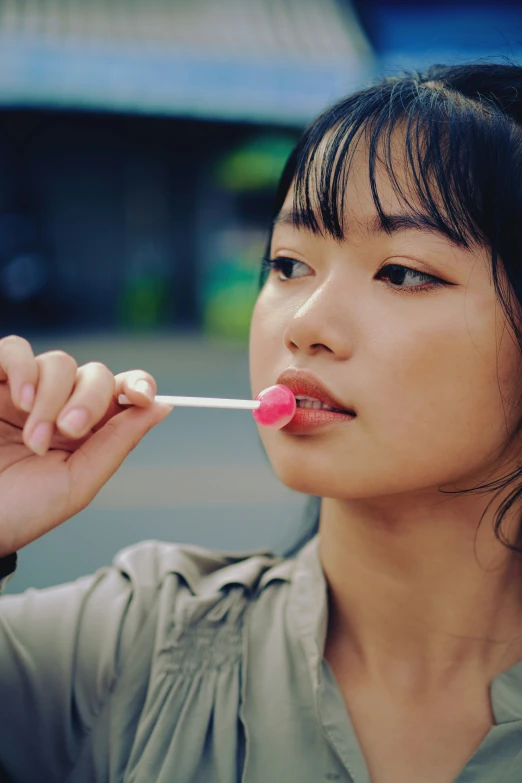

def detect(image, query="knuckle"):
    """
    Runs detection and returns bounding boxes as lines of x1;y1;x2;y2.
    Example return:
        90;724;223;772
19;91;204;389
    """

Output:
84;361;113;380
43;350;78;372
0;334;31;353
78;364;115;406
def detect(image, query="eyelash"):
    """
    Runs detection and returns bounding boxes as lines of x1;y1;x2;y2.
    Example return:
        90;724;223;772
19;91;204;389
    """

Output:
261;257;447;294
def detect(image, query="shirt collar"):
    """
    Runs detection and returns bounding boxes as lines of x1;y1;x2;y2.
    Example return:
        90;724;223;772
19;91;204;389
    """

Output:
288;535;328;690
286;534;522;724
492;662;522;723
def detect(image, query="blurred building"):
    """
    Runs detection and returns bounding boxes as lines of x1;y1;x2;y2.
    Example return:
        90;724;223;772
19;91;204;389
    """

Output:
0;1;520;337
0;0;374;335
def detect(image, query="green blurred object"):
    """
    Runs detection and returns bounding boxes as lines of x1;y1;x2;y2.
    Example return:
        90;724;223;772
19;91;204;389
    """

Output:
215;134;297;191
202;260;259;341
203;134;297;339
117;276;173;329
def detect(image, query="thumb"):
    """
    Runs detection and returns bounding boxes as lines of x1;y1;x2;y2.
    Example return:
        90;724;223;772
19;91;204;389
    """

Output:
67;402;173;510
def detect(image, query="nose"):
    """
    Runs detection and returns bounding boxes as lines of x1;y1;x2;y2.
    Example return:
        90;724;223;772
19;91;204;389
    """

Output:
283;280;354;359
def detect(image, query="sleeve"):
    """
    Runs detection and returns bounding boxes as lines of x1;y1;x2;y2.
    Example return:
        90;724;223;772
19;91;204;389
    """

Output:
0;555;152;782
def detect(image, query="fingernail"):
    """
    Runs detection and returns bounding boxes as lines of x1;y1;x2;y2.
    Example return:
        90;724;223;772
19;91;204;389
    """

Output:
132;379;154;400
58;408;89;437
28;422;53;456
19;384;35;413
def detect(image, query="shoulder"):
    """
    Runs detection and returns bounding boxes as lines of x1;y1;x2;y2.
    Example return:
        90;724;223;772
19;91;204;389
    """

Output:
112;538;297;597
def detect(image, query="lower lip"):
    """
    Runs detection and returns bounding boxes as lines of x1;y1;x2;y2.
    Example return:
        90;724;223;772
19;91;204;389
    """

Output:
281;407;356;434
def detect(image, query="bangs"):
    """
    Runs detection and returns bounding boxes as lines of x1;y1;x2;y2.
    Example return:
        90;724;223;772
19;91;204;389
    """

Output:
280;77;522;257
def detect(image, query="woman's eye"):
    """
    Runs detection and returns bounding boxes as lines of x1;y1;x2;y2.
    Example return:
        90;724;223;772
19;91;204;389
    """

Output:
376;263;446;292
261;258;447;291
262;256;311;281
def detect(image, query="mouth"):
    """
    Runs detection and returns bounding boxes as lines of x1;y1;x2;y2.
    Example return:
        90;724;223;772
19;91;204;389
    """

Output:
294;395;347;413
276;368;356;416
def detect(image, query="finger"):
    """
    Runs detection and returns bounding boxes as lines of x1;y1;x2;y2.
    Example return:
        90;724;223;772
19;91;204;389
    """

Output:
114;370;158;407
0;383;29;430
55;362;115;439
70;369;161;439
24;351;78;456
67;402;172;511
0;335;38;413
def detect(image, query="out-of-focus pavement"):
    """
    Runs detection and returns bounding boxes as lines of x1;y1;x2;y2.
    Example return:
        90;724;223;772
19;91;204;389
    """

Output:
5;333;306;593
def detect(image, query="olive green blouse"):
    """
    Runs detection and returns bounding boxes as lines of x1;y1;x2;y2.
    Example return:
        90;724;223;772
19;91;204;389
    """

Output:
0;535;521;782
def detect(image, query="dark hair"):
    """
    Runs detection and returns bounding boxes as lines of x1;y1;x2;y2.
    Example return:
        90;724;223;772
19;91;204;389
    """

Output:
259;62;522;558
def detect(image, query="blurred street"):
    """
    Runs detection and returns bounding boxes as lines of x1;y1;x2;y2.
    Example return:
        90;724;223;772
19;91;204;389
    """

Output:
5;333;306;593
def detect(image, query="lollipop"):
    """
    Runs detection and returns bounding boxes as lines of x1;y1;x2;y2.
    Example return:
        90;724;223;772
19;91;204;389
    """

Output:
251;384;296;428
118;383;296;430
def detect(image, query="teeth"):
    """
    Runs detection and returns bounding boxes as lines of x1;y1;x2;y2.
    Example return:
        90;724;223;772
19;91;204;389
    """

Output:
295;395;338;412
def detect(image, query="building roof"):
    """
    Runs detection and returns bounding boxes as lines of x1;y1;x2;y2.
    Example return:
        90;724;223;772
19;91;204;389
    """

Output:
0;0;375;124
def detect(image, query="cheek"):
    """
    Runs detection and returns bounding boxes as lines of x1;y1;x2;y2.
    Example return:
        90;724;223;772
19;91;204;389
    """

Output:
372;323;494;439
361;300;521;484
249;291;288;394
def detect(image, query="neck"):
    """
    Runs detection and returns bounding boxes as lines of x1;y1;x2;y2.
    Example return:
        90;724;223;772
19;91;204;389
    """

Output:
319;491;522;688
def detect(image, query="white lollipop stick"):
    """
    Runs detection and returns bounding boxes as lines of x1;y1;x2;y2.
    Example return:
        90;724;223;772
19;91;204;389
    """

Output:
118;394;261;410
118;384;296;429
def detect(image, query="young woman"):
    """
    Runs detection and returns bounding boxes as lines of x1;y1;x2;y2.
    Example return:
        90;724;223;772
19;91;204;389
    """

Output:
1;62;522;783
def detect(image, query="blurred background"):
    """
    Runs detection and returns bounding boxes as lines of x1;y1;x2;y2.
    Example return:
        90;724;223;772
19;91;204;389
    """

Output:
1;0;521;592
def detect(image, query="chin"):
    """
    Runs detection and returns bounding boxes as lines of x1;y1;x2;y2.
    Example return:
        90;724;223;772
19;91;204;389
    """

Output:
267;450;346;497
260;432;341;496
274;467;323;496
266;448;415;501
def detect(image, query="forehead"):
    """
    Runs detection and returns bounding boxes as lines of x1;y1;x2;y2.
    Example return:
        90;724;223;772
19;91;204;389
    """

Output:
274;119;480;250
282;129;423;229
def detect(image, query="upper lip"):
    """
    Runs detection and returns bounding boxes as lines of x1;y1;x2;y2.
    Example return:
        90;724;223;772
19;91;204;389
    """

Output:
276;369;355;414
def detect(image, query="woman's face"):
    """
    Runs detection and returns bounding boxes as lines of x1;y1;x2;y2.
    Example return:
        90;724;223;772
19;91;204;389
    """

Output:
249;144;522;501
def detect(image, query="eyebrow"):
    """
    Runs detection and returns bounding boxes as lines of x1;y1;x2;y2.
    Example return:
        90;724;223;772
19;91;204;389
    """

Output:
272;209;460;243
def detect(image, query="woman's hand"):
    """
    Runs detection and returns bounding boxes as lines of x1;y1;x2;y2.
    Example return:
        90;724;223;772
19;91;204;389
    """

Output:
0;335;172;557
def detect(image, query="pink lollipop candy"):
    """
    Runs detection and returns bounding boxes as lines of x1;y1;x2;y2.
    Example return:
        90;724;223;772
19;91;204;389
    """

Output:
118;383;296;429
252;384;296;429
